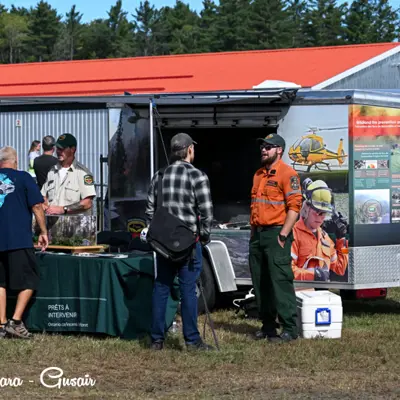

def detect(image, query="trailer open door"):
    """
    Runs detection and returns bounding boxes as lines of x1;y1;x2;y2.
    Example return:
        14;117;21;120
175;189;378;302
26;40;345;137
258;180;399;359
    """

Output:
105;89;297;310
106;100;154;236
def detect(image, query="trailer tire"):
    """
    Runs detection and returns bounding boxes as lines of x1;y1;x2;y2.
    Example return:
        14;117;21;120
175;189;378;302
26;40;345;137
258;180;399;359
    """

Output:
197;256;216;315
340;289;356;301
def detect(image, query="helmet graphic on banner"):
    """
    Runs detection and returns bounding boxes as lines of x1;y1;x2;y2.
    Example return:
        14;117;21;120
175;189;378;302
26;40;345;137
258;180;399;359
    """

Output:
302;178;333;213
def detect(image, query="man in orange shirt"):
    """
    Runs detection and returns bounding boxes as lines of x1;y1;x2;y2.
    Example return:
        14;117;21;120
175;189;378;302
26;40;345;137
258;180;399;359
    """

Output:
249;133;302;343
291;179;348;281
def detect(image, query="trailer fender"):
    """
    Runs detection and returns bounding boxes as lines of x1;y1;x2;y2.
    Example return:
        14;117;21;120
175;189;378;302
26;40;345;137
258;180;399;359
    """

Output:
203;240;237;293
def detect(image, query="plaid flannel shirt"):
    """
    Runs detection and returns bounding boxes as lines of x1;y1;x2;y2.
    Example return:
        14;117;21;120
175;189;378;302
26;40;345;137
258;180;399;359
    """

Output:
145;160;213;239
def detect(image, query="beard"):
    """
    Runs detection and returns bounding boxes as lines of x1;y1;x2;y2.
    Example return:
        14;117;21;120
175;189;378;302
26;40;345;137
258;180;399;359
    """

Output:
261;151;278;167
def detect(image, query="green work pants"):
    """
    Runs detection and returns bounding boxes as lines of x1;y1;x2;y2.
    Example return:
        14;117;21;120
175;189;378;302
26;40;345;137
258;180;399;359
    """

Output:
249;228;298;336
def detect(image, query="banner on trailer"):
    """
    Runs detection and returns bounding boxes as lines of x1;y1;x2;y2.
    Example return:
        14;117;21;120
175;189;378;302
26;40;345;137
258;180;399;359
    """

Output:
350;104;400;246
279;104;349;283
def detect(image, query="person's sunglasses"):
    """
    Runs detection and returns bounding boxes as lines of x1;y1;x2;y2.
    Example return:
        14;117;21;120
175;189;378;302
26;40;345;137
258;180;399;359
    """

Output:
315;210;327;217
260;144;278;151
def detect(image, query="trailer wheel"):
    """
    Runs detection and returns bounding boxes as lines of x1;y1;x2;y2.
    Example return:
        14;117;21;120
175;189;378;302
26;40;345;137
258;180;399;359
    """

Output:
197;256;216;314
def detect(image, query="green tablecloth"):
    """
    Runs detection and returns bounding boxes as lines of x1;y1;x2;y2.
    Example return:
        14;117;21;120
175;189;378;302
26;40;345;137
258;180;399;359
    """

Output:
12;252;178;339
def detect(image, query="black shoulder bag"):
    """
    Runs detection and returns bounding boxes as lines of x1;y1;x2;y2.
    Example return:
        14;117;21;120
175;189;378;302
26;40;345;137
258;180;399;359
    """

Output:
146;169;198;262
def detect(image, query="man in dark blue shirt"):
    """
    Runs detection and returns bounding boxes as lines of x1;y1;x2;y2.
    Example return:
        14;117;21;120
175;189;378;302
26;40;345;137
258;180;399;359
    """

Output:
0;146;48;339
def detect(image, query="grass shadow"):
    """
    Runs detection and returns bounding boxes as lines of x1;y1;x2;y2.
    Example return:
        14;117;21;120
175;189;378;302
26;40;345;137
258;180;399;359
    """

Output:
343;298;400;316
212;320;258;335
30;331;114;340
165;335;184;350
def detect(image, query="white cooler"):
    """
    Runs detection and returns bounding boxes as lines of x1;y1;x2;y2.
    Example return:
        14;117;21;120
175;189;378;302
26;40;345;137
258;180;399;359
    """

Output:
296;290;343;339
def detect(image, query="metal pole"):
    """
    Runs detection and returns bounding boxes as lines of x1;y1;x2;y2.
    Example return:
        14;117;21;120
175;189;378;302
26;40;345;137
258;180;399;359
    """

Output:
149;99;157;278
149;99;155;178
100;154;104;231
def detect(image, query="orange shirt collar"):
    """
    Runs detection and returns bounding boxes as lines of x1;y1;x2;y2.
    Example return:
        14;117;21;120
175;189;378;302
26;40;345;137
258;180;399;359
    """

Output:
264;158;283;176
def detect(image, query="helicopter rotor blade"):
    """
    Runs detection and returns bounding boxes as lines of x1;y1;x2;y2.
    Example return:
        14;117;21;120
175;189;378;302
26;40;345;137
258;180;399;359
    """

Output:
306;126;347;132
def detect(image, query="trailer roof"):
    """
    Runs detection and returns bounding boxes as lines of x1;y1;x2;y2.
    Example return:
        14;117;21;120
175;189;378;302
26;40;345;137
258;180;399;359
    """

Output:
0;88;400;109
0;88;300;106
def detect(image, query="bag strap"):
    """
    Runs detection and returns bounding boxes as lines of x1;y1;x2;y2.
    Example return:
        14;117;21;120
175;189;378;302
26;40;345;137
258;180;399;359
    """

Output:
156;168;165;209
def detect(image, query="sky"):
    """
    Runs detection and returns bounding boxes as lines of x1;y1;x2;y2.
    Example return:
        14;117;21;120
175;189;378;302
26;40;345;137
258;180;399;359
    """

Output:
1;0;400;22
1;0;205;21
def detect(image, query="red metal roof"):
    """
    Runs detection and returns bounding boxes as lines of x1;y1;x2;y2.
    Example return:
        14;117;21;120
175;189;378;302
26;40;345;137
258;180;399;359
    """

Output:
0;43;398;97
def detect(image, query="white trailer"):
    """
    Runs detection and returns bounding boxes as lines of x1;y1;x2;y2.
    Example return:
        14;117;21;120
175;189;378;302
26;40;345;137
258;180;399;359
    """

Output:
101;87;400;309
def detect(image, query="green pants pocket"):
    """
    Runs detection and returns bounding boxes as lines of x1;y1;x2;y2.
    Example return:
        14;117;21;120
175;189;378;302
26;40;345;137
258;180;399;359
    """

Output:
273;255;294;281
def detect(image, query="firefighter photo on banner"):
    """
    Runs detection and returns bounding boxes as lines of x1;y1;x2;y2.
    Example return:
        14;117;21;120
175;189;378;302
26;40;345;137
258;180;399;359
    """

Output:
291;179;349;282
278;104;350;283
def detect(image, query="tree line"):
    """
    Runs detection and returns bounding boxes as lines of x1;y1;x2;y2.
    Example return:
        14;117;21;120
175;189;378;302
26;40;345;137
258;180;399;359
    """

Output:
0;0;398;64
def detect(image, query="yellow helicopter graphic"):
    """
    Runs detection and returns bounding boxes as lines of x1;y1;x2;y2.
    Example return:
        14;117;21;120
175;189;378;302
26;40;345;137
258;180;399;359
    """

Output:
288;127;347;172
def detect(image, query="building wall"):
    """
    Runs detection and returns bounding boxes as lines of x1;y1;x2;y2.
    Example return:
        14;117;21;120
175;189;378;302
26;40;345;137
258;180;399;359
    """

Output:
323;52;400;90
0;108;109;193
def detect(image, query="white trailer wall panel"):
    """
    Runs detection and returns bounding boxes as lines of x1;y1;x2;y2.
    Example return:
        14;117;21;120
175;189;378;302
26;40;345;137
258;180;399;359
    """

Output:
0;108;108;191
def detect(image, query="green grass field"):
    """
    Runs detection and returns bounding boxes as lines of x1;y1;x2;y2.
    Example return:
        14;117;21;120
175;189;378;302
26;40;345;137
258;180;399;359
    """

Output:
0;289;400;399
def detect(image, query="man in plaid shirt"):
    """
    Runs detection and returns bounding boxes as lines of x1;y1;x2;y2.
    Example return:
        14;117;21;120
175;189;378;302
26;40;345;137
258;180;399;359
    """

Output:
145;133;214;351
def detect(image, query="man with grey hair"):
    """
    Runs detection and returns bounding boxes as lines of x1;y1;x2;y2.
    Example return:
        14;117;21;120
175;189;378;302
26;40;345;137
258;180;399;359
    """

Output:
0;146;48;339
33;135;58;190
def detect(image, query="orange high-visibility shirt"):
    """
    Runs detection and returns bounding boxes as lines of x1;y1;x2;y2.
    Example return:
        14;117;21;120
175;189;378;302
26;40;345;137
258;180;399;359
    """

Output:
250;159;302;226
291;218;348;281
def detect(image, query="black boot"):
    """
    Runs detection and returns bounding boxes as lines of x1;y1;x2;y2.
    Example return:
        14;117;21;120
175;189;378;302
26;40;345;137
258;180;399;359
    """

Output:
252;329;278;340
150;340;164;350
186;340;214;351
268;332;298;343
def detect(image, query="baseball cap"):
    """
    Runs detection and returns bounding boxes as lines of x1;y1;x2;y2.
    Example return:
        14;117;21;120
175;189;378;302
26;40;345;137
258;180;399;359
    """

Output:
256;133;286;150
56;133;77;149
170;133;197;151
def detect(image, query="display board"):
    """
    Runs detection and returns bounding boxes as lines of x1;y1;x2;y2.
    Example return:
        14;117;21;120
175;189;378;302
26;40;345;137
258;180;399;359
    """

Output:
350;104;400;246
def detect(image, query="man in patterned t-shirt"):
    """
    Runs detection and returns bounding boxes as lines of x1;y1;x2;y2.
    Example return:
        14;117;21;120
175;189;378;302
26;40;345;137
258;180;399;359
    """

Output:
0;146;48;339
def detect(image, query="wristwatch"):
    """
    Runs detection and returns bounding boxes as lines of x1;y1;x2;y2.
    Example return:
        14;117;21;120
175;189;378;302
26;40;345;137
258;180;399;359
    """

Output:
278;233;287;242
63;206;68;215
